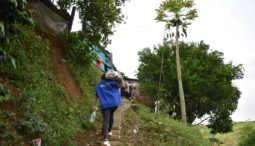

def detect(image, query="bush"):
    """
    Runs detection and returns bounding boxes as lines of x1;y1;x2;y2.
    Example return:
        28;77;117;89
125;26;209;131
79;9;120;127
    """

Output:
239;124;255;146
61;32;97;66
16;111;47;139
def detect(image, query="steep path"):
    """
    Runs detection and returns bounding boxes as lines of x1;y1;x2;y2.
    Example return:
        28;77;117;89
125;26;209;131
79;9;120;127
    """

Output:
75;98;131;146
49;39;82;102
109;98;130;145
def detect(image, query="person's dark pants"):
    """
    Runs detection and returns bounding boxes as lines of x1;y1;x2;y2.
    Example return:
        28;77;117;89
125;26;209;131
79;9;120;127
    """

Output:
101;106;118;140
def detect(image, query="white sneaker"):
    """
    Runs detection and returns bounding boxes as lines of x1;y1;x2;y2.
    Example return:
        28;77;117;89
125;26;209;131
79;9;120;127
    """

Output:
103;139;111;146
108;131;112;136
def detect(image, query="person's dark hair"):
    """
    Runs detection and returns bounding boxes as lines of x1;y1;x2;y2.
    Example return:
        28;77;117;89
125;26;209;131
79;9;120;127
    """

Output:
101;73;106;80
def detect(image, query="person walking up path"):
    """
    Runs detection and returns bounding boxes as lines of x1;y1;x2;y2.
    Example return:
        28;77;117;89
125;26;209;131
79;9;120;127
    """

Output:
93;71;126;146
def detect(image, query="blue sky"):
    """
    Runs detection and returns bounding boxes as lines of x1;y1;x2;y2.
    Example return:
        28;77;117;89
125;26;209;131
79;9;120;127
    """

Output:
73;0;255;122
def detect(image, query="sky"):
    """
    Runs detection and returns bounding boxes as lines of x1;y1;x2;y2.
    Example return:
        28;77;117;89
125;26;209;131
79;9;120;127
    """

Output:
73;0;255;122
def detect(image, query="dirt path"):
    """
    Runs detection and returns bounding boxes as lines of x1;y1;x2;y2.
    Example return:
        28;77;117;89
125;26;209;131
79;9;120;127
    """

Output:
49;41;82;102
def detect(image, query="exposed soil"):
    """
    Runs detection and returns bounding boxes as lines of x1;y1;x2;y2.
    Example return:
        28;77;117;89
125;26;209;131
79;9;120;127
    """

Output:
0;100;20;112
74;121;103;146
46;35;98;145
48;37;82;103
0;80;20;112
135;93;153;107
0;80;20;97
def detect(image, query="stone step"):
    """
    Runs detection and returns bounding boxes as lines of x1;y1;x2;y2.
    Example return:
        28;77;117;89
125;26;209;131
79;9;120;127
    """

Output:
114;118;121;125
111;130;120;136
109;141;122;146
109;135;120;141
112;125;121;130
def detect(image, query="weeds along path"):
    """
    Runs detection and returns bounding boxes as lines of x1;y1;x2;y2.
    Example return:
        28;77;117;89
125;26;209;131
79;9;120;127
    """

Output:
49;39;82;102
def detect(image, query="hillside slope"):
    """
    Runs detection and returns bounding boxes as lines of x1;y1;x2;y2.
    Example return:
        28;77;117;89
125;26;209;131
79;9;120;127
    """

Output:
121;103;212;146
0;27;101;145
49;36;82;102
1;27;214;145
215;121;255;146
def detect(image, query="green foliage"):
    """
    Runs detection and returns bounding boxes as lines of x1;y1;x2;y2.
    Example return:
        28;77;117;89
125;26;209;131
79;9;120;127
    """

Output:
68;61;102;127
0;83;10;102
62;32;97;66
0;27;101;144
55;0;128;47
137;41;244;133
77;0;127;47
155;0;198;38
126;103;211;145
66;49;103;131
212;122;255;145
16;111;47;139
208;137;223;145
0;0;33;39
0;48;16;69
56;0;76;9
0;0;33;25
0;0;33;69
238;124;255;146
0;26;74;144
69;63;101;99
208;109;233;134
155;0;197;28
0;111;22;145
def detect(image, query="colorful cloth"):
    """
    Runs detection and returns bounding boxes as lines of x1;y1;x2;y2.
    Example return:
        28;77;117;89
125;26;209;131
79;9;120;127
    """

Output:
96;58;104;69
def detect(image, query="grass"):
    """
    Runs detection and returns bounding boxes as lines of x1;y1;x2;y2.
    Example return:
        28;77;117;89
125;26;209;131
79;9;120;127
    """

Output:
0;26;102;145
215;121;255;146
121;102;212;146
197;121;255;146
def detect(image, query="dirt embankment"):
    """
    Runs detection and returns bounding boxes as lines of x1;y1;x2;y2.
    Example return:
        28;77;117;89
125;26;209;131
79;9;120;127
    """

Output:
135;93;153;107
0;81;21;122
49;39;82;102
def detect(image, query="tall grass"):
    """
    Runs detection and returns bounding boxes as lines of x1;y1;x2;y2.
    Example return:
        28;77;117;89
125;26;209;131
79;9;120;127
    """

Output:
238;122;255;146
122;103;211;146
212;121;255;146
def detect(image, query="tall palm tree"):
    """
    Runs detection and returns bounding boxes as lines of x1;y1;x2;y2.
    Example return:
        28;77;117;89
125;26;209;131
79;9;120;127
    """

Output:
155;0;197;123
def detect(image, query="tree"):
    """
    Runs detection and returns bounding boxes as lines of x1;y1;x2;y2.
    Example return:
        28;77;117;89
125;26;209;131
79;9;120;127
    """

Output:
137;41;244;133
55;0;128;47
155;0;198;123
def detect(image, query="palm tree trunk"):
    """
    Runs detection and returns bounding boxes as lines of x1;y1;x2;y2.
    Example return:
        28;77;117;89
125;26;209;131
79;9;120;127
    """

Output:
175;24;187;123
